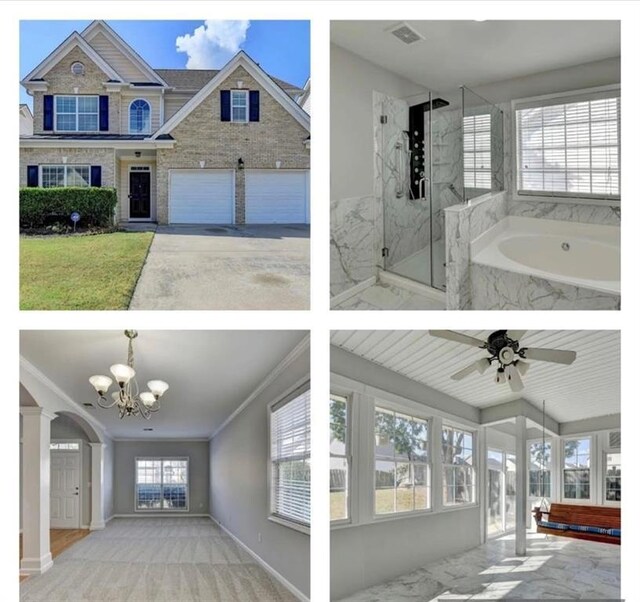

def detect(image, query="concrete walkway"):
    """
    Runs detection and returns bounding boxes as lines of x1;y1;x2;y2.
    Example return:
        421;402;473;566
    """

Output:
129;224;309;310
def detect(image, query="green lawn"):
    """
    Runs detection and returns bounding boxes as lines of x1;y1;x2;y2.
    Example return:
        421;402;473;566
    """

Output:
20;232;154;310
330;487;429;520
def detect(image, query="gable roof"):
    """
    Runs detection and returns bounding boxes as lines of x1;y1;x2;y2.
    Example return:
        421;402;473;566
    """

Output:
21;31;122;84
81;20;167;86
153;51;310;138
20;104;33;118
155;68;301;94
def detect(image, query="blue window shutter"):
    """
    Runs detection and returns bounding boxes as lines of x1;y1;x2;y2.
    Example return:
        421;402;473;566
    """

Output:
99;96;109;131
220;90;231;122
43;95;54;131
90;166;102;187
27;166;39;187
249;91;260;122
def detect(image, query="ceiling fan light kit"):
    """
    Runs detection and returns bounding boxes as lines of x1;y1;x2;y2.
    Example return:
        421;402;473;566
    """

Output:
88;330;169;419
429;330;577;392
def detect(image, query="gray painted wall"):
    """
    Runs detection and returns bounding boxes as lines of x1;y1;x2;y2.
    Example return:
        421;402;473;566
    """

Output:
330;43;424;200
103;437;114;520
210;349;310;598
331;507;481;599
51;414;91;527
113;440;209;515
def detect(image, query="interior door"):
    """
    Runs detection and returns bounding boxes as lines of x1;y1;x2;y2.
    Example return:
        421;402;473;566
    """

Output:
129;171;151;219
50;451;80;528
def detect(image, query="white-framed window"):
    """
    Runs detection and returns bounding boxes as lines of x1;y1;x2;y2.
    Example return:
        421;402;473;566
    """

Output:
135;457;189;511
442;425;476;506
55;95;99;132
463;113;491;189
129;98;151;134
604;452;621;502
270;387;311;529
330;394;350;522
528;441;551;498
515;88;620;200
41;165;90;188
231;90;249;122
563;437;591;500
374;406;430;515
50;442;80;450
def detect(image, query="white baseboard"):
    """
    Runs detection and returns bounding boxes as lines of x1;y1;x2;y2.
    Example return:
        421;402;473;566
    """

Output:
378;269;447;302
330;276;377;308
105;515;115;524
208;515;309;602
88;522;104;531
112;513;210;518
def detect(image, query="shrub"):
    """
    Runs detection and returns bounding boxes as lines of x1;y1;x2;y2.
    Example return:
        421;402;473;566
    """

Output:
20;187;117;230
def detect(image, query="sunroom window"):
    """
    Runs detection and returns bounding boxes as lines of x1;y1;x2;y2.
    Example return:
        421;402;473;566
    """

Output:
563;437;590;500
442;426;476;506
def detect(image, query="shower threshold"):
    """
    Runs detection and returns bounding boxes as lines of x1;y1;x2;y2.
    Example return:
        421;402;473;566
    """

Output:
378;269;446;303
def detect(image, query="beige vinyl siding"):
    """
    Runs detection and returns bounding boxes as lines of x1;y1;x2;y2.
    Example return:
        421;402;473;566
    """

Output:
163;92;196;121
85;31;149;83
120;93;162;134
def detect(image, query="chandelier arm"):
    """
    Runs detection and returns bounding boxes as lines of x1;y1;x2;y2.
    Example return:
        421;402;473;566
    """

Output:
96;394;120;409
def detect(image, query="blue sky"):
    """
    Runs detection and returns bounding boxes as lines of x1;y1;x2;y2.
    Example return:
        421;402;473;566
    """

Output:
19;20;310;107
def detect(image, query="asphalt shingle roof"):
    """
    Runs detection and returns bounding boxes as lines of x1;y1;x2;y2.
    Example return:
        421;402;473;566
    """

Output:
154;68;300;93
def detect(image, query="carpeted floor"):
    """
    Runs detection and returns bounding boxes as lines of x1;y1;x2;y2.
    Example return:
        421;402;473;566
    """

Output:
20;517;297;601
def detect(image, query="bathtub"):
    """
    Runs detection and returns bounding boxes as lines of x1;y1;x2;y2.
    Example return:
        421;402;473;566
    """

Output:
471;216;620;296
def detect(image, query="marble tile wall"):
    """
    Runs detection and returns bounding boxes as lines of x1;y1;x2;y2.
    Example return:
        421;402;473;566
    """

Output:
471;263;621;310
507;198;621;225
373;91;432;271
445;191;507;310
330;194;381;297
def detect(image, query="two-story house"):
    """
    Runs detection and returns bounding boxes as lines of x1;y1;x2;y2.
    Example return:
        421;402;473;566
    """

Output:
20;20;310;225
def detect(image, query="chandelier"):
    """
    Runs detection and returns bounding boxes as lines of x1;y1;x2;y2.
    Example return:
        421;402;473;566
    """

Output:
88;330;169;419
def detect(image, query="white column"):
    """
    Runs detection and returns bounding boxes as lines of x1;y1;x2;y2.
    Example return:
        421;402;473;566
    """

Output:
515;415;528;556
20;407;57;575
89;443;106;530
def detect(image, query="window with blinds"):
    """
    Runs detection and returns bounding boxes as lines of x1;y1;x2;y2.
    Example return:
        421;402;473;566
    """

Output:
463;114;491;189
270;387;311;527
516;90;620;199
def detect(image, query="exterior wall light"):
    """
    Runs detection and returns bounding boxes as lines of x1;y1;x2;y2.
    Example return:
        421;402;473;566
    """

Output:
238;158;244;170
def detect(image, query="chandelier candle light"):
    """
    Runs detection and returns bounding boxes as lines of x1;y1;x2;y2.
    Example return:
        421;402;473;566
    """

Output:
89;330;168;419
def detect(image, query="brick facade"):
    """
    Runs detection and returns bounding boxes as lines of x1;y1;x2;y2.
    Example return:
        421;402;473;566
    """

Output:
33;46;120;135
155;66;310;224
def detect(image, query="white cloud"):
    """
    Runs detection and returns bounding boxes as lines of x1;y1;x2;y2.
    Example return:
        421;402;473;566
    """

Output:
176;20;251;69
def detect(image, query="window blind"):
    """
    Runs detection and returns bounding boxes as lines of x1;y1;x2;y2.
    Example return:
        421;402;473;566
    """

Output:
463;114;491;189
516;91;620;199
271;388;311;526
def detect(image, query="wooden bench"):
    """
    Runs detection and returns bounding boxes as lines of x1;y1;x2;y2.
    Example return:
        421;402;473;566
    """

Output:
533;503;620;545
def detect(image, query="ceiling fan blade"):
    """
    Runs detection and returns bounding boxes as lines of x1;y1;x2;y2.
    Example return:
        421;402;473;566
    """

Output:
507;330;527;342
451;362;480;381
521;347;577;365
429;330;486;348
506;364;524;392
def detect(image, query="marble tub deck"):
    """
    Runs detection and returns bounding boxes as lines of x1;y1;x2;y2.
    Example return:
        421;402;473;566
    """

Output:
333;280;445;310
339;531;620;601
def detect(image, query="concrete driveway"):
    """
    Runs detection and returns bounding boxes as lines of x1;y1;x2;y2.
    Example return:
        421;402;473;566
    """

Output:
129;224;309;310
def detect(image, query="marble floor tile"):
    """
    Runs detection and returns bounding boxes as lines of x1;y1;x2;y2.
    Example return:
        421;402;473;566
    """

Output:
338;532;620;601
333;281;445;311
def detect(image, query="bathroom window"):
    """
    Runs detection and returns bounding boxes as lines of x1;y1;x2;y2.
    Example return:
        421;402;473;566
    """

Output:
515;88;620;200
374;407;430;515
463;113;491;189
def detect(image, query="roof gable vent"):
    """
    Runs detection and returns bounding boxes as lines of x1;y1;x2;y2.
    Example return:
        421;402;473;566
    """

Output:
609;430;621;449
388;22;425;45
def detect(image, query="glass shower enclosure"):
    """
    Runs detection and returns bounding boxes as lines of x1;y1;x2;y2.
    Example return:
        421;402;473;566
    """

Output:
377;86;503;292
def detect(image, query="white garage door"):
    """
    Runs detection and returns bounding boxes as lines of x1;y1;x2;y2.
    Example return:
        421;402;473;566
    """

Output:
169;169;235;224
245;170;309;224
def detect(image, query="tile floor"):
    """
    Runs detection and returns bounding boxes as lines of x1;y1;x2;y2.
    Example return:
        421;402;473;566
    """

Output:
333;281;446;310
340;531;620;600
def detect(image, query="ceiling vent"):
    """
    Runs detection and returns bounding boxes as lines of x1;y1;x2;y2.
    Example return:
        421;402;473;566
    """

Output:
82;402;95;408
143;428;153;431
388;22;424;45
608;430;621;449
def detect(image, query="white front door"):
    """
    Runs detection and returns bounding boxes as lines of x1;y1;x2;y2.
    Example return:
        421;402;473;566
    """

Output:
50;451;80;528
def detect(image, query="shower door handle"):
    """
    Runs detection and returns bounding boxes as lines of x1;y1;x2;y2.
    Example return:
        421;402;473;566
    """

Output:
419;177;429;201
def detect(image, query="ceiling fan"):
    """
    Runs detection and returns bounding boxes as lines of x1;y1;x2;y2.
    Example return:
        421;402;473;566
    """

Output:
429;330;577;392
